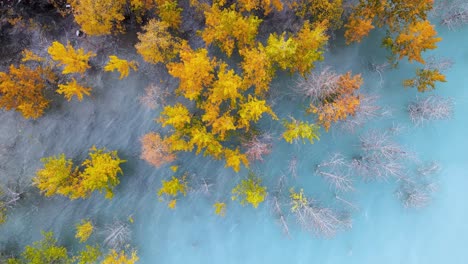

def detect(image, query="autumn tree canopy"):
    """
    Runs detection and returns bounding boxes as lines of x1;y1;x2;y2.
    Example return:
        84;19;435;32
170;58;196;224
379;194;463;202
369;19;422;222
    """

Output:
0;64;55;119
33;147;126;200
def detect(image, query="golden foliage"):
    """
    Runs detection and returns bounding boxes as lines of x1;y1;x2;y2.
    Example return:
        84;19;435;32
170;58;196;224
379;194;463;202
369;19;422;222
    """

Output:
56;78;92;101
18;231;70;264
167;44;215;100
237;0;284;15
289;0;343;29
239;45;274;95
136;19;182;64
209;63;245;105
21;49;45;62
403;68;446;92
224;148;249;172
237;95;277;130
213;202;226;216
282;118;320;144
70;0;126;35
308;72;363;131
157;176;188;209
344;0;437;64
33;154;77;197
78;146;126;200
189;125;224;158
75;220;94;243
290;188;308;212
102;250;139;264
140;132;176;168
0;64;52;119
104;55;138;79
33;147;125;200
48;41;96;74
159;103;192;130
156;0;183;29
344;18;374;44
201;4;262;56
265;22;328;75
392;20;441;64
293;21;329;75
231;173;266;208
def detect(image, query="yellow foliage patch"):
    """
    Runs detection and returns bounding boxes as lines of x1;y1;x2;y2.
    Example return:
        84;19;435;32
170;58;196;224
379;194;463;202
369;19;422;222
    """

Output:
56;78;92;101
104;55;138;79
48;41;95;74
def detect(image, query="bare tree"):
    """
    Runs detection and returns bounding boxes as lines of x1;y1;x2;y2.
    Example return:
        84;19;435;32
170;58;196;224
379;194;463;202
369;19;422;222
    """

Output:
368;60;391;88
291;192;351;237
287;156;298;179
242;134;273;162
188;174;214;196
396;161;440;208
435;0;468;30
0;181;27;224
294;67;340;103
139;83;170;110
340;95;390;132
316;153;354;192
397;180;437;209
352;131;413;180
425;56;454;72
102;221;131;250
408;95;453;126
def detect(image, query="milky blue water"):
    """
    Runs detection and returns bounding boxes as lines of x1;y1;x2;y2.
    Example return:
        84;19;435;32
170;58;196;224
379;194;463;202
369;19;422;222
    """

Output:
1;15;468;264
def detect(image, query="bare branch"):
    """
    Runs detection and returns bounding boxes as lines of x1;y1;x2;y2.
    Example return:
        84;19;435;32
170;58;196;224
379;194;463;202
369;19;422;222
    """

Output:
139;83;170;110
294;67;340;103
316;153;354;192
408;96;453;126
102;221;131;250
242;134;273;162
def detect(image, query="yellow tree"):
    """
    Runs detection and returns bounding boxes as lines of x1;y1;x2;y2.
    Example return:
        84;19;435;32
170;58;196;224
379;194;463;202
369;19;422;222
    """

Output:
344;0;437;64
34;147;126;200
70;0;127;35
213;202;226;216
239;44;274;95
288;0;344;29
159;103;192;130
77;146;126;199
135;19;182;64
224;148;249;172
167;44;215;100
265;32;298;70
155;0;183;29
104;55;138;79
389;20;441;64
201;4;262;56
403;68;446;92
293;21;329;75
157;175;188;209
282;118;320;144
33;154;77;198
56;78;92;101
231;172;266;208
140;132;176;168
237;0;283;15
48;41;96;74
237;95;277;130
0;64;53;119
102;250;139;264
189;125;224;158
75;219;94;243
208;63;245;105
308;72;363;131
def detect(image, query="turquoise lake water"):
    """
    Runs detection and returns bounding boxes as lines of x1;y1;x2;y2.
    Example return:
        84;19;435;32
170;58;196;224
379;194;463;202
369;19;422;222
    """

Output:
1;13;468;264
